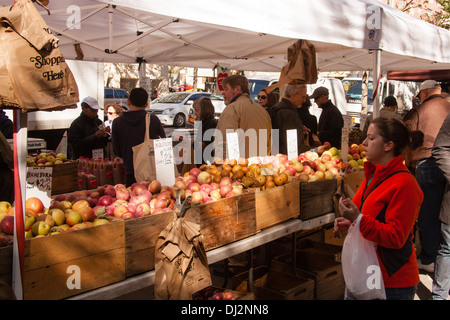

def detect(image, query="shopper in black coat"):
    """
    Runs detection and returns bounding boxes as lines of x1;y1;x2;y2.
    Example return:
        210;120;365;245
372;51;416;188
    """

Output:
310;86;343;149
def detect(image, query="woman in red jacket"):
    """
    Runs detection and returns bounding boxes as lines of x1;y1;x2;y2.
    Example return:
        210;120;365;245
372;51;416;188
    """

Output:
335;117;424;300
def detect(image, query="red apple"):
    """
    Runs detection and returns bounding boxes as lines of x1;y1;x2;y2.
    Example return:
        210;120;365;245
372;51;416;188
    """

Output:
210;189;222;201
219;176;232;187
148;180;162;194
122;212;135;219
135;202;151;217
72;200;90;212
187;182;201;192
97;195;114;207
189;167;202;178
191;191;204;203
197;171;212;185
174;180;187;190
0;216;14;235
200;183;212;196
65;211;82;226
115;185;130;201
77;206;96;222
219;185;232;197
114;205;129;218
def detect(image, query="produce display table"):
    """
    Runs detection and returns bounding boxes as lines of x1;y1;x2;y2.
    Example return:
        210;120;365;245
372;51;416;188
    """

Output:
68;219;303;300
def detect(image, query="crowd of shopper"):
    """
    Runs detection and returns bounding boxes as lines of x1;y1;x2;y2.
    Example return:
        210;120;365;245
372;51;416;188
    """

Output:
64;75;450;300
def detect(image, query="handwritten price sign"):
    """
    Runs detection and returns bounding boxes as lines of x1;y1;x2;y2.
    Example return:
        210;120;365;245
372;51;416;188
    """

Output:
26;166;53;206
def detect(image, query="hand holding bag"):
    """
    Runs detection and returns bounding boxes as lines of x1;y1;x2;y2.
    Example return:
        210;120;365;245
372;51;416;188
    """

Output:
132;113;157;182
341;214;386;300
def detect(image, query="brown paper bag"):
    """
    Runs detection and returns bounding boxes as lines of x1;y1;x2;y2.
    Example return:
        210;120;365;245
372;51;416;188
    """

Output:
266;39;318;93
154;216;212;300
0;0;79;111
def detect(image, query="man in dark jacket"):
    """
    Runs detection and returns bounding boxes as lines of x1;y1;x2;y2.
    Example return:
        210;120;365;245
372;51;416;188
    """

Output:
270;84;310;156
311;86;343;149
432;112;450;300
0;110;13;139
67;97;110;160
297;96;318;147
112;87;166;187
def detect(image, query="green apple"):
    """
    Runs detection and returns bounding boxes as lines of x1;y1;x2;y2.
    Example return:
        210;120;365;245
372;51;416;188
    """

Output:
24;214;36;231
0;201;11;213
56;153;67;161
49;208;65;226
25;231;33;239
37;214;55;229
31;221;51;236
93;218;110;226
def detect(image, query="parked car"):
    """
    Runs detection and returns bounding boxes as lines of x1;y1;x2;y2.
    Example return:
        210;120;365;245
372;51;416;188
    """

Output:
148;92;212;127
104;88;130;110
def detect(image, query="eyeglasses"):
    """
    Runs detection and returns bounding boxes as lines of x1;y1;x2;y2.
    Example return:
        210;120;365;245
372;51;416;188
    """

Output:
257;95;267;100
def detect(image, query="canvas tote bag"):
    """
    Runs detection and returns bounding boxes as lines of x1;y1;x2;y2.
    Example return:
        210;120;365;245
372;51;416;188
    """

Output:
132;113;157;182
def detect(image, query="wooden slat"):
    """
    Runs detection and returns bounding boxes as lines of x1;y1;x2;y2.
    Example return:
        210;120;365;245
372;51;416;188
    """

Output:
255;181;300;230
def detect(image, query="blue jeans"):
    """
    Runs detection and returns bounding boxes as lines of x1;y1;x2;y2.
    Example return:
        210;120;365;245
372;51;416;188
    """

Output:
345;286;417;300
415;159;446;265
432;222;450;300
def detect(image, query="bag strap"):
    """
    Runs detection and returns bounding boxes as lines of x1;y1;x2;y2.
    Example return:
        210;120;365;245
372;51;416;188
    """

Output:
359;170;410;211
144;112;151;140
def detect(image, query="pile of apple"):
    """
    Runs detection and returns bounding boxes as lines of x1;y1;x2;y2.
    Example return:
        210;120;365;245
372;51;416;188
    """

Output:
346;143;367;168
27;151;72;167
174;167;245;204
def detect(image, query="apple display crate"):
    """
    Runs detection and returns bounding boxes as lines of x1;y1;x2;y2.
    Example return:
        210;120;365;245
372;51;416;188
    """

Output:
299;179;337;221
254;180;300;231
233;266;315;300
23;220;125;300
124;210;176;278
271;251;345;300
184;191;257;251
51;161;78;196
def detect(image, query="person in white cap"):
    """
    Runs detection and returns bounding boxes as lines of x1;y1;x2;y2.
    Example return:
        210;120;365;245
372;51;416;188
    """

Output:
404;80;450;273
67;96;110;160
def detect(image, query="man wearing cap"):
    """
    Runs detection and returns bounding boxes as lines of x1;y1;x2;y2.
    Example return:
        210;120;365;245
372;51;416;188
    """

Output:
310;86;343;148
68;96;110;160
361;95;403;140
404;80;450;273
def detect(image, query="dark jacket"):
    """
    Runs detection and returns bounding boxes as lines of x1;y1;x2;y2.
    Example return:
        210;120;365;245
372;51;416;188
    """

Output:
196;115;217;164
112;109;165;175
432;112;450;225
0;111;13;139
0;132;14;203
67;112;109;160
318;100;343;149
297;106;317;146
271;98;310;156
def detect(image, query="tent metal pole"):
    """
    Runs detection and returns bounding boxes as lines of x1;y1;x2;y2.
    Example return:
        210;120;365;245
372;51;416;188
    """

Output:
372;49;381;119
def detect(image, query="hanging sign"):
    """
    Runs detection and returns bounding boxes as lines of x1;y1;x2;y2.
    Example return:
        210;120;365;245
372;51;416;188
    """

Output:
154;138;175;186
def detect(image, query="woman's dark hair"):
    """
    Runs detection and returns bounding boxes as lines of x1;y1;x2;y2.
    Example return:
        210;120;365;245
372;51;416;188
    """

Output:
194;97;215;120
261;88;278;108
371;117;424;157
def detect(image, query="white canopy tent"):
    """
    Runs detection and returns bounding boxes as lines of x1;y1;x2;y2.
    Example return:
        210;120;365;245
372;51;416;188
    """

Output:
20;0;450;117
22;0;450;73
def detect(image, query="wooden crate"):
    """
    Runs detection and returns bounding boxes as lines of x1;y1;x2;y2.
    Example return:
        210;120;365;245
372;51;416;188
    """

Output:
51;162;78;196
299;179;337;221
343;170;365;195
184;191;257;251
255;181;300;231
124;210;176;277
0;245;12;286
298;239;342;262
271;251;345;300
23;220;125;300
324;227;346;247
233;266;314;300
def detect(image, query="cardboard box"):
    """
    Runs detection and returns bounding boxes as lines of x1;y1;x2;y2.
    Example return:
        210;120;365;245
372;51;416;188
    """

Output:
298;239;342;262
184;191;257;251
343;170;365;196
124;210;176;277
299;179;337;221
233;266;314;300
255;181;300;230
23;220;125;300
271;251;345;300
51;162;78;196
